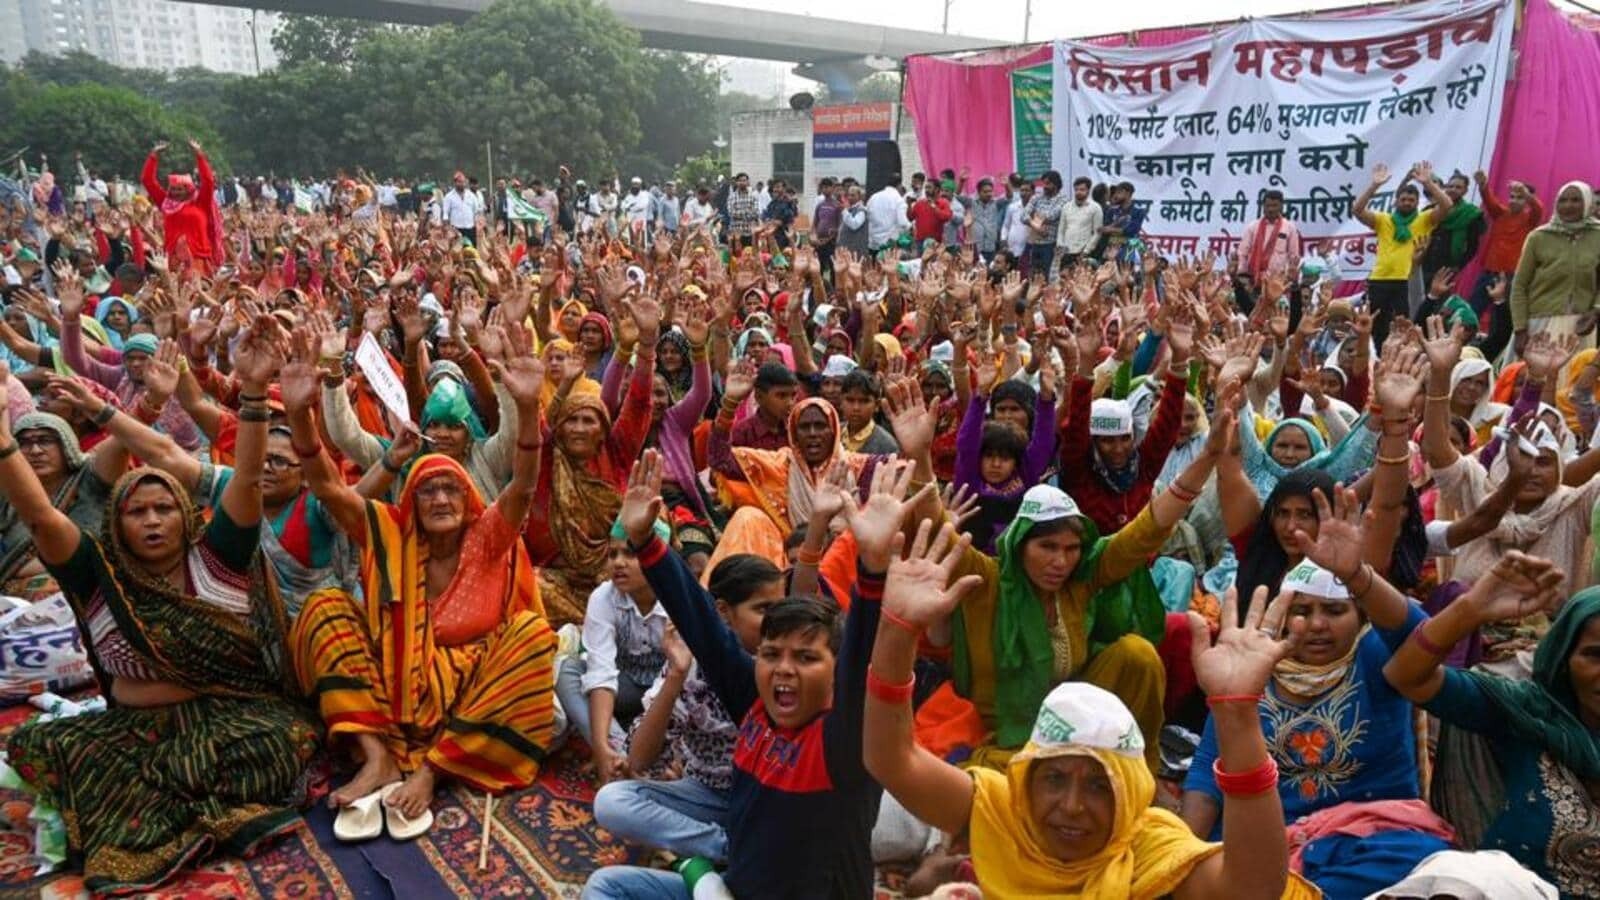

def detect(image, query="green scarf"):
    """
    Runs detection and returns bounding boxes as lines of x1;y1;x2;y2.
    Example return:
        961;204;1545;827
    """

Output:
952;498;1166;749
1467;588;1600;780
1391;208;1420;243
420;378;487;441
1439;201;1482;261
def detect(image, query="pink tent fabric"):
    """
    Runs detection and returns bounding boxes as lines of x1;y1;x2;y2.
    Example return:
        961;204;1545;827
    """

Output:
903;46;1051;181
1489;0;1600;205
903;28;1207;179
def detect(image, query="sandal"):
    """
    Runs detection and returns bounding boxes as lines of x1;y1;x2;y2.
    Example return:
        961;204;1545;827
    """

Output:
381;781;434;841
332;788;386;842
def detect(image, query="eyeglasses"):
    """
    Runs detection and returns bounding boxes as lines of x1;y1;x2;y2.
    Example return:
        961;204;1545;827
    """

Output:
16;434;61;451
263;454;301;471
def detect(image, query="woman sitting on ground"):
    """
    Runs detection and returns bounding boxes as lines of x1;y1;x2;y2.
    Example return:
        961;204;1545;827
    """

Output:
1;321;320;895
863;518;1317;899
285;323;558;824
1383;551;1596;897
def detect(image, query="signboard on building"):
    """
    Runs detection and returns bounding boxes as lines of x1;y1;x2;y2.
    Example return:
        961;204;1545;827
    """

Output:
812;103;895;184
1011;63;1054;180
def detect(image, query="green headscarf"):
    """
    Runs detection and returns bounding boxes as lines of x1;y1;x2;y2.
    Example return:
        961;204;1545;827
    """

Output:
952;485;1165;749
1439;201;1482;261
1467;588;1600;780
420;378;486;441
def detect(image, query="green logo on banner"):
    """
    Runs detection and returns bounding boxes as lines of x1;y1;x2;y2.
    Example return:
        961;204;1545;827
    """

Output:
1011;63;1053;180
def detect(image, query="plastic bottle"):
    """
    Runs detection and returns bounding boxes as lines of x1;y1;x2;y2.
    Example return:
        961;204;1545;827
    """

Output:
673;856;734;899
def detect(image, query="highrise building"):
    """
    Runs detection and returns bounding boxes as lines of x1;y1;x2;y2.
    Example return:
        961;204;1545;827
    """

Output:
2;0;278;74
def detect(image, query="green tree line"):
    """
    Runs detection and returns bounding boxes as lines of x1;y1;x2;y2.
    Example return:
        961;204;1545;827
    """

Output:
0;0;722;185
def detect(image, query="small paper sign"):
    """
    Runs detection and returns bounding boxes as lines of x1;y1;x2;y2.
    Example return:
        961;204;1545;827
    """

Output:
354;332;412;426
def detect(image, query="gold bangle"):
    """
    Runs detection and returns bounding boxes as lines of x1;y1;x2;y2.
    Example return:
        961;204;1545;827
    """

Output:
1376;452;1411;465
1424;392;1451;402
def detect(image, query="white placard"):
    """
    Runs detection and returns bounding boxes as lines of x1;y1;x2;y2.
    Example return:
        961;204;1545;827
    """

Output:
1050;0;1514;276
354;331;412;426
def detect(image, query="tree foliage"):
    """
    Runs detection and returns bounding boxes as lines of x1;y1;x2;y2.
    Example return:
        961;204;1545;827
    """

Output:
271;15;387;69
1;82;225;177
0;0;721;183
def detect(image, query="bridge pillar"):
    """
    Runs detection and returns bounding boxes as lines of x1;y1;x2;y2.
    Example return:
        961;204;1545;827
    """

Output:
790;57;880;102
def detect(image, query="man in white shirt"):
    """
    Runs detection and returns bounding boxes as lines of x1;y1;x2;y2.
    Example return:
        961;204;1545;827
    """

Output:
682;184;715;231
588;181;620;236
1055;175;1104;269
1003;180;1034;257
653;181;682;236
377;180;399;211
441;171;485;245
620;177;652;237
866;178;910;251
754;181;771;214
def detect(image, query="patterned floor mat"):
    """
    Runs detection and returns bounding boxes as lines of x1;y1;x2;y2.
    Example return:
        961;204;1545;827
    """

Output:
0;699;914;899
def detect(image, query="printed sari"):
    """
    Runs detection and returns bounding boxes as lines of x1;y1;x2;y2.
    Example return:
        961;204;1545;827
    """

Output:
7;468;320;895
292;455;558;794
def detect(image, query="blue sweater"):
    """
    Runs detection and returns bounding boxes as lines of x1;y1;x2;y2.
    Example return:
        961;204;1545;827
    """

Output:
636;536;883;899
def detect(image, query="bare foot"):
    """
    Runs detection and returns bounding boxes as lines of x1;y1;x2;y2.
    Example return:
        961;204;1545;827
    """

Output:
385;767;436;819
329;737;402;808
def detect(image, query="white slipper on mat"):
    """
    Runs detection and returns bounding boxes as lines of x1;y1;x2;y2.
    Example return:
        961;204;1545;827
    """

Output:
332;788;385;842
381;781;434;841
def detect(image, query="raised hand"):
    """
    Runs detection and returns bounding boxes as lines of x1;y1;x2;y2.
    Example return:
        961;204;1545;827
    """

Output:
619;449;667;547
1371;163;1392;186
883;520;983;630
231;316;289;387
1291;486;1368;582
1188;585;1303;699
278;328;321;414
488;324;545;406
141;339;183;401
941;481;982;531
1219;332;1266;386
43;374;106;420
722;357;756;403
1419;310;1464;372
662;624;694;677
1522;330;1580;383
393;293;428;346
1373;343;1429;414
842;459;935;571
883;377;935;460
807;460;855;527
1461;551;1566;625
54;266;85;319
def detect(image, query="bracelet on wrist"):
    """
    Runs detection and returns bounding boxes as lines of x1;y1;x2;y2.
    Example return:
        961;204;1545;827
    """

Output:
865;666;915;705
292;441;323;460
381;453;403;474
795;546;824;567
0;443;17;461
879;606;923;637
1411;620;1448;657
90;404;116;427
1205;693;1262;708
1212;756;1279;797
238;406;271;423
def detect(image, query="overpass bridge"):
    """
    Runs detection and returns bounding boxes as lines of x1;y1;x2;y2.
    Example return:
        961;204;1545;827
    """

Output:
179;0;990;97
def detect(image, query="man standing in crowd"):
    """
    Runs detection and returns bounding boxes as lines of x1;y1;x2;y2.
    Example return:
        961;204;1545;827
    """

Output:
812;178;841;277
967;177;1005;262
1469;170;1542;358
1023;170;1067;277
684;183;716;231
1353;161;1452;346
867;176;908;252
621;177;652;236
442;170;483;246
1097;180;1146;262
909;179;952;248
727;173;761;243
764;180;798;250
1239;189;1302;286
1055;175;1103;270
1004;176;1033;259
653;181;681;237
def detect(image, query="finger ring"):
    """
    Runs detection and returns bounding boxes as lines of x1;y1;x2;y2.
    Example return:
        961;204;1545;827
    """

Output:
1256;627;1277;639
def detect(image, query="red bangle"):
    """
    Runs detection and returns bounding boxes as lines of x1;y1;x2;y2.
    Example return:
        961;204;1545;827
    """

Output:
1205;694;1262;708
292;441;323;460
879;605;923;636
1411;621;1448;657
795;546;824;567
1168;482;1199;503
866;666;915;705
1213;756;1278;796
516;440;542;452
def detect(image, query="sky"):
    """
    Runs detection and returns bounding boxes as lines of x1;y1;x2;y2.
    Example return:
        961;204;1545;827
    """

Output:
704;0;1383;96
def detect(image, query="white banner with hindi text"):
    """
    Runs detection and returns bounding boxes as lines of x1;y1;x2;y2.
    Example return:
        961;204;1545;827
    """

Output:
1050;0;1515;276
